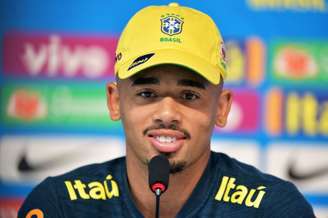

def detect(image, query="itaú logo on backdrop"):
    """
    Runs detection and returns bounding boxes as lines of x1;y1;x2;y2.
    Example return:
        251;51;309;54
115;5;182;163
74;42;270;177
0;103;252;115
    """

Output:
265;88;328;137
3;33;117;79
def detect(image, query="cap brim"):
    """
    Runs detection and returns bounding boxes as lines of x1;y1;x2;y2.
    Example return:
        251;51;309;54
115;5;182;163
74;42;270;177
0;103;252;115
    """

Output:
117;49;224;85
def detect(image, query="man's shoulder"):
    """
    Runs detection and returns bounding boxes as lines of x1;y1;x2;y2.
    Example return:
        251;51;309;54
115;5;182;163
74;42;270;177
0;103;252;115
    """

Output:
53;156;126;181
212;151;306;197
212;151;285;186
36;156;125;200
208;152;315;217
18;157;126;217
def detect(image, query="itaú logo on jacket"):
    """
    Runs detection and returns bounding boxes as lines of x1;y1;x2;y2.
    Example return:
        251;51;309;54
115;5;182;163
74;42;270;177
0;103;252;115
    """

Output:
215;176;266;208
64;174;119;200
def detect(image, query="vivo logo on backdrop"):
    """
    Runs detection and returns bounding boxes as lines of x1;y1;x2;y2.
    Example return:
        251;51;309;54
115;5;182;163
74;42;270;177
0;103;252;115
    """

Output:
3;33;118;79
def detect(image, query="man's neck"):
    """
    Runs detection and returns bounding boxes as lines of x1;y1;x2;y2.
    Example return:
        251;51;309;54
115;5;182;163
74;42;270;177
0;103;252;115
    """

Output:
126;151;211;218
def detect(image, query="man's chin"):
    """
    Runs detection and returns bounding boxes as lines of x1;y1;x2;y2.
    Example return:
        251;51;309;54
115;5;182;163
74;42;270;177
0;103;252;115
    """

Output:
144;152;186;174
169;161;186;174
157;152;187;174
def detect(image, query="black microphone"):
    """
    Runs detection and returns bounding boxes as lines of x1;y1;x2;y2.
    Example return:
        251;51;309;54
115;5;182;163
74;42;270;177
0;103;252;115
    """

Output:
148;155;170;218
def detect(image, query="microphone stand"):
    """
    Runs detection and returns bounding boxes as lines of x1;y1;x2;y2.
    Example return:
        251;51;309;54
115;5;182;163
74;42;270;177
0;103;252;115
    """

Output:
148;155;170;218
155;189;162;218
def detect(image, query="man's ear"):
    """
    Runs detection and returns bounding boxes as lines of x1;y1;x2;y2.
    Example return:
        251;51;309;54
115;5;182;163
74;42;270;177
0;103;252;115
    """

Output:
215;89;233;127
106;82;121;121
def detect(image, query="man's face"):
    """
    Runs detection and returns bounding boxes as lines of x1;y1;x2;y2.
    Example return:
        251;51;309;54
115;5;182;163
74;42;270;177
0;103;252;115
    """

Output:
107;65;231;173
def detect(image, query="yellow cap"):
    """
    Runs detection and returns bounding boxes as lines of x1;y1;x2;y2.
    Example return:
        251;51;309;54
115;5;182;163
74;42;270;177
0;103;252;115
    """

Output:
114;3;226;84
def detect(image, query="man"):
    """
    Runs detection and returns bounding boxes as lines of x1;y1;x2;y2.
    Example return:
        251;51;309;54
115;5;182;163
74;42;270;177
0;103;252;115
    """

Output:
18;3;315;218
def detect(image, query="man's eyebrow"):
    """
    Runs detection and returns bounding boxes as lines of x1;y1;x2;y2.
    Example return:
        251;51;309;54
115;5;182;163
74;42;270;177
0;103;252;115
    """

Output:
177;79;206;89
131;77;159;86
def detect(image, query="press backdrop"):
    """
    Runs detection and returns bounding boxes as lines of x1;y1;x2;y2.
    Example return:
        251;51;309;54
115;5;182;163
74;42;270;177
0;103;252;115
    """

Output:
0;0;328;217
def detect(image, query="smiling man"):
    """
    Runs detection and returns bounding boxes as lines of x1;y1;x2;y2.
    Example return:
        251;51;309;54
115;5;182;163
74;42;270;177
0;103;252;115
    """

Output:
18;3;315;218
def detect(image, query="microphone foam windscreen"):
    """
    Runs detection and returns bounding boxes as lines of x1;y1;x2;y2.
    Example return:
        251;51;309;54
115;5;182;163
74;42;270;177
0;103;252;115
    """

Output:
148;154;170;191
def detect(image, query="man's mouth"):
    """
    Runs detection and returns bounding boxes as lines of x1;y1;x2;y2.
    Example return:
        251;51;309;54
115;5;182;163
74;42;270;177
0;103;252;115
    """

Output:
146;129;188;153
154;136;177;143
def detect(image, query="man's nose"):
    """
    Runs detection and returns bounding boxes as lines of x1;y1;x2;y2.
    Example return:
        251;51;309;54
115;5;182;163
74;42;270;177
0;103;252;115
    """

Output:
152;97;182;126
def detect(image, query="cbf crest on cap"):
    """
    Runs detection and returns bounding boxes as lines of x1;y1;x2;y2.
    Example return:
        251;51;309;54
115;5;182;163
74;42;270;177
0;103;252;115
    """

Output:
161;14;184;36
115;2;226;85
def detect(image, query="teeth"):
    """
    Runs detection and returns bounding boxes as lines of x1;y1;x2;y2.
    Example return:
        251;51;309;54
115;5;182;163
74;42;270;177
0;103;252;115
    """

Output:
155;136;177;143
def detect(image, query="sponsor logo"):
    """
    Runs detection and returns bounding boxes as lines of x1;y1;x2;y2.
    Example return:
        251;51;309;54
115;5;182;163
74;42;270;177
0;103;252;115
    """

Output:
215;90;260;134
224;38;264;85
270;41;328;82
17;150;82;174
248;0;326;11
7;89;47;121
287;160;328;181
64;174;119;200
128;53;155;71
225;40;245;83
219;41;227;71
275;46;317;79
0;136;125;183
266;143;328;193
159;37;181;43
265;89;328;137
2;84;117;129
160;14;183;36
3;33;117;79
215;176;266;208
18;152;39;172
115;52;122;63
26;209;44;218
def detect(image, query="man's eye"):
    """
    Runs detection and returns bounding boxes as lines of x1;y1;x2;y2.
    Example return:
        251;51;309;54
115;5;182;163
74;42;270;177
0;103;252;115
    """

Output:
137;91;157;98
181;92;199;100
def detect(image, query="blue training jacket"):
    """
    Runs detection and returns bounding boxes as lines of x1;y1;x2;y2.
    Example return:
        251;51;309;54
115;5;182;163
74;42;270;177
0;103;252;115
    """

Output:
18;151;315;218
